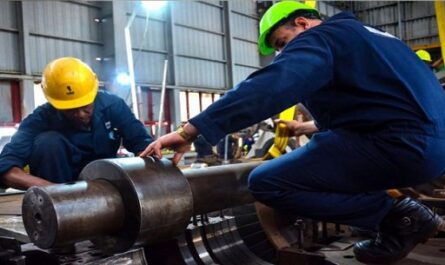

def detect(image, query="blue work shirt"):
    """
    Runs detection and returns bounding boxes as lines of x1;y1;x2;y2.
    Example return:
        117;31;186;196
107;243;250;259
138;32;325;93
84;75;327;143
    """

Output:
190;12;445;145
0;91;153;176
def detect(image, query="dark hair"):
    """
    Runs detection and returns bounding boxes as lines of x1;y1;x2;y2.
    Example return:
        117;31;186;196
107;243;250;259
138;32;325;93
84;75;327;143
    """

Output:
266;9;321;46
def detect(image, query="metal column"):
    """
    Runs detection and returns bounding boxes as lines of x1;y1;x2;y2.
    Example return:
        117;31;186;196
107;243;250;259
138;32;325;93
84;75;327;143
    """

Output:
166;3;181;128
17;1;35;118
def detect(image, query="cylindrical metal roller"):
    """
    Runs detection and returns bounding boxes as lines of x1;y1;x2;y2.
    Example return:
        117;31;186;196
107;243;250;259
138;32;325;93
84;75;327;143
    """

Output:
80;157;194;253
22;179;125;248
22;157;262;253
183;161;261;214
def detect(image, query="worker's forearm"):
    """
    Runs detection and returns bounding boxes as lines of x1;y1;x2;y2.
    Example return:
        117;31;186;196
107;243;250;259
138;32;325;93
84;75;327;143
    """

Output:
301;121;319;135
2;167;53;190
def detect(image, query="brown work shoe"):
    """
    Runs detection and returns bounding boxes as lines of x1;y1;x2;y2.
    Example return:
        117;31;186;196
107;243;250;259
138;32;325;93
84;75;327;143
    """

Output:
353;197;443;264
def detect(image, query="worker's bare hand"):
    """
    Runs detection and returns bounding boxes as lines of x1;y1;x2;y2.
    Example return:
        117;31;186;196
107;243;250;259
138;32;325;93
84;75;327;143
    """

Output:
139;132;191;165
274;119;318;137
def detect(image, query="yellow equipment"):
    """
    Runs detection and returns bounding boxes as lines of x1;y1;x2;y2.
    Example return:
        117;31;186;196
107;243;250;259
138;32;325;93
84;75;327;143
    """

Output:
264;105;297;159
41;57;99;110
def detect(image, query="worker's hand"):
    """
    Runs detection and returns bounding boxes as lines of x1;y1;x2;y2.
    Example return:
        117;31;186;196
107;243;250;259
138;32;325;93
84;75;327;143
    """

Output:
2;167;54;190
274;119;318;137
139;133;191;165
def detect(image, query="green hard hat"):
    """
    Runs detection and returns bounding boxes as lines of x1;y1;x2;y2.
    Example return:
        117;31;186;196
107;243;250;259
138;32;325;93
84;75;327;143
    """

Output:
258;1;319;56
416;49;432;62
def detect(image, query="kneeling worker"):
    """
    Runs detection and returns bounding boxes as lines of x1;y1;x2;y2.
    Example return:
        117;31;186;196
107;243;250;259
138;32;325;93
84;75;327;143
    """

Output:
0;57;153;190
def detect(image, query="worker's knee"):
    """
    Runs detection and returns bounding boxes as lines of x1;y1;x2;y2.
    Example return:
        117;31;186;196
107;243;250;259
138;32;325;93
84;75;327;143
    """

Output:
33;131;67;155
248;166;283;205
248;164;272;194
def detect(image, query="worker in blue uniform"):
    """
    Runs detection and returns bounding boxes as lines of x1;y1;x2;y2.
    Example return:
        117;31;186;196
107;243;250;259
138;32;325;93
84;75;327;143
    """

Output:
0;57;153;190
140;2;445;264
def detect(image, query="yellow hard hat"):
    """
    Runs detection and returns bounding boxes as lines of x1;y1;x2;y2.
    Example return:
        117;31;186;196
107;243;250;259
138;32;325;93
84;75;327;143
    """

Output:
41;57;99;110
415;49;432;62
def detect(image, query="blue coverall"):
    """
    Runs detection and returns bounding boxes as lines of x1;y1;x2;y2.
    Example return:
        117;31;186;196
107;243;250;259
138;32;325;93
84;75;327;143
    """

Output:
188;12;445;229
0;91;153;183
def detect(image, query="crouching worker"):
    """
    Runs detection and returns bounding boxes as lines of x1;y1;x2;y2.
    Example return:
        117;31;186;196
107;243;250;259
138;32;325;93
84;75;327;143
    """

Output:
0;57;153;190
140;1;445;263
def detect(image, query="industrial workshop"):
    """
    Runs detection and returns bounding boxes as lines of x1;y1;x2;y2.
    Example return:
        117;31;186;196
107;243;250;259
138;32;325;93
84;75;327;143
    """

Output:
0;0;445;264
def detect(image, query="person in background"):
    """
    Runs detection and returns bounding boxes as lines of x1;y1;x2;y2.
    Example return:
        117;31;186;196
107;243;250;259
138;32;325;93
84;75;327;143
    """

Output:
416;49;433;70
216;134;238;161
193;135;217;165
141;2;445;264
0;57;153;190
242;129;255;155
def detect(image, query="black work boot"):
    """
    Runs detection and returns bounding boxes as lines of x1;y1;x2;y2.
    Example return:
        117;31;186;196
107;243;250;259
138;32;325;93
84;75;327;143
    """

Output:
353;197;443;264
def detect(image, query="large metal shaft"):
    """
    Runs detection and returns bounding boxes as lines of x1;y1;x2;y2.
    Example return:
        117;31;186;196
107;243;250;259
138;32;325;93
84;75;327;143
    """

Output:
183;162;259;214
22;157;262;253
23;179;125;249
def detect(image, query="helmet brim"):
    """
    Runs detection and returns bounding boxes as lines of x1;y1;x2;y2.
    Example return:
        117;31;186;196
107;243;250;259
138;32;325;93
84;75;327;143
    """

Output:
258;31;276;56
46;81;98;110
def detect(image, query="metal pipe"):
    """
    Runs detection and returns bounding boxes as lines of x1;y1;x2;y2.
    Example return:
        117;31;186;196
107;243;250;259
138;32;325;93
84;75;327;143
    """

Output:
397;1;404;41
125;4;140;120
223;134;229;164
157;59;169;138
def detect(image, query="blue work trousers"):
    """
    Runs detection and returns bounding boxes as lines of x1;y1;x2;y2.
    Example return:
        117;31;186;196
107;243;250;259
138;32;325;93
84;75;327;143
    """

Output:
29;131;92;183
248;128;445;229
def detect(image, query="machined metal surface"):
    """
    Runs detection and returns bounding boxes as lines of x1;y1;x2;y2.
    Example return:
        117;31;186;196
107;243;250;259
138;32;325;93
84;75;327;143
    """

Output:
22;158;260;253
183;161;261;214
80;157;193;254
22;179;125;249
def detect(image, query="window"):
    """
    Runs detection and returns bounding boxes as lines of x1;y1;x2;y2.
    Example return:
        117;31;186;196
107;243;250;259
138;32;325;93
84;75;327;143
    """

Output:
0;81;21;126
179;90;222;122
